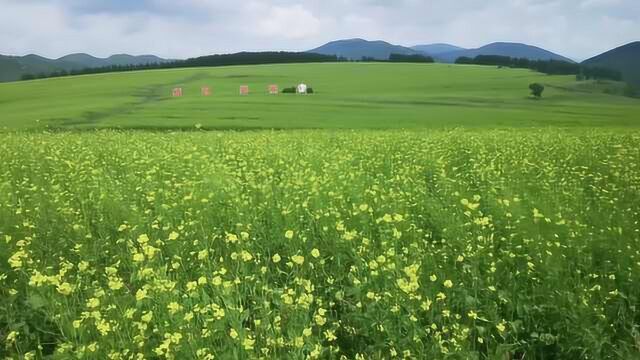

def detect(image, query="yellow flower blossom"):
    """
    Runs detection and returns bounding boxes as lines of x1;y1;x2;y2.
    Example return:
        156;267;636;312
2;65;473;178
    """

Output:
6;331;18;345
137;234;150;244
225;233;239;243
242;336;255;350
167;302;183;315
292;255;305;265
86;298;100;309
56;282;74;295
141;311;153;323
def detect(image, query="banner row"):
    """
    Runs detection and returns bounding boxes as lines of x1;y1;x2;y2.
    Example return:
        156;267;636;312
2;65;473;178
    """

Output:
172;84;311;97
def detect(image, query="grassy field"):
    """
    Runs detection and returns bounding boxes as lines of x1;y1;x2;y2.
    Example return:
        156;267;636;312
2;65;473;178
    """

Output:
0;63;639;130
1;64;640;359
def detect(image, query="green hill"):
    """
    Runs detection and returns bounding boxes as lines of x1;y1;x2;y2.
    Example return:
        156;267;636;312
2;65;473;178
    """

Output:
437;42;574;63
0;62;638;131
582;42;640;88
308;38;422;60
0;56;22;82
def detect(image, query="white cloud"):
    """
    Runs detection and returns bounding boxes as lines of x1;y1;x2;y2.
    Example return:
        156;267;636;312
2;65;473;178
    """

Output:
255;5;321;39
0;0;638;60
581;0;622;9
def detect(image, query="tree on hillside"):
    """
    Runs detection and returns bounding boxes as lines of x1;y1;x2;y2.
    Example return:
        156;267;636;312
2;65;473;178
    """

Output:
624;83;637;98
388;53;434;63
454;57;474;64
529;83;545;98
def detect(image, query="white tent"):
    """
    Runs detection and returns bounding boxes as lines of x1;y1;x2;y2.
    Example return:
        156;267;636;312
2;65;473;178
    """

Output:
297;83;308;94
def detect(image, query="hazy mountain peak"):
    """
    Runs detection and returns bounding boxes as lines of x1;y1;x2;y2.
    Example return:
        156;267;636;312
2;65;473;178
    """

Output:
308;38;421;60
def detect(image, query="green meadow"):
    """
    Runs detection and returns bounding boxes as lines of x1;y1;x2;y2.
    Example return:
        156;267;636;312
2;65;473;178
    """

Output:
1;64;640;359
0;63;639;130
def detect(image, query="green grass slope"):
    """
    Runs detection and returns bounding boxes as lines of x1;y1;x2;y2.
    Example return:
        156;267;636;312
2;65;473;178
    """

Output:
0;62;639;131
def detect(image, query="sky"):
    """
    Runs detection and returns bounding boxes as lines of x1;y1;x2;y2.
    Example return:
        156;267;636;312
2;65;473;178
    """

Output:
1;0;638;61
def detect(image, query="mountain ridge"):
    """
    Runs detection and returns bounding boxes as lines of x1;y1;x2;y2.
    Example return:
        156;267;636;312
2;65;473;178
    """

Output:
0;53;171;82
308;39;574;63
436;42;574;63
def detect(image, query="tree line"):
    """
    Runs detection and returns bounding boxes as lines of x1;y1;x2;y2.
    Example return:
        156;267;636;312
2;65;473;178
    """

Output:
20;52;339;81
352;54;435;63
454;55;622;81
20;51;441;81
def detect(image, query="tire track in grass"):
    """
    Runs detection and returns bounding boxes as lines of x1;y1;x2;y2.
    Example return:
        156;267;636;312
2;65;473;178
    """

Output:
44;72;213;129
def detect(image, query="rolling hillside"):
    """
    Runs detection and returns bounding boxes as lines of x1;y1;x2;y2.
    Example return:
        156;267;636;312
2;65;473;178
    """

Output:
582;42;640;88
308;38;421;60
0;53;170;82
438;42;573;63
0;62;638;131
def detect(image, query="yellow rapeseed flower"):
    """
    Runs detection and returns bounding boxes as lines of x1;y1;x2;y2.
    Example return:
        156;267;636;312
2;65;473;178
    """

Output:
225;233;239;243
242;336;255;350
496;321;507;333
167;302;183;315
57;282;74;295
141;311;153;323
6;331;18;345
137;234;150;244
86;298;100;309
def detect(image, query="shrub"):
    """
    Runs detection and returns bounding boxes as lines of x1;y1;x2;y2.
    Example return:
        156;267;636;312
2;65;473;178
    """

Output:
281;86;314;94
455;57;474;64
529;83;545;98
624;83;638;98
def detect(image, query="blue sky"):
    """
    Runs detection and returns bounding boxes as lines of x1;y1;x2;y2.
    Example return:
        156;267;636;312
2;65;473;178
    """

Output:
1;0;638;60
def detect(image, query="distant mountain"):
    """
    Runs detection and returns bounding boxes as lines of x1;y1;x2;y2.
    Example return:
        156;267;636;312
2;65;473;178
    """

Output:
308;38;422;60
411;43;466;55
57;53;108;68
0;53;171;82
438;42;573;63
582;42;640;88
106;54;169;66
0;56;22;82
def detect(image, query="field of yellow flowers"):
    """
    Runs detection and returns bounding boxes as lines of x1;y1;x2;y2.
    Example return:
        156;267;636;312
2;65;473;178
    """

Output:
1;129;639;359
